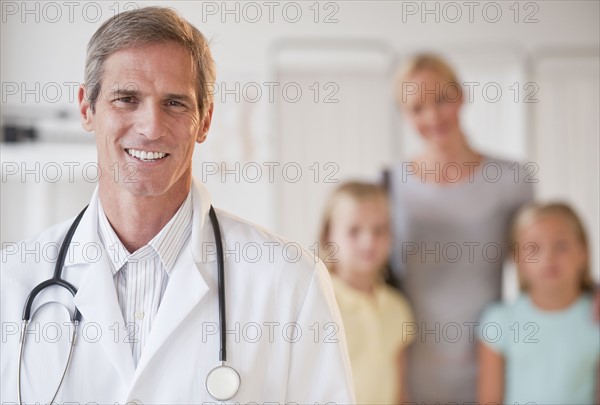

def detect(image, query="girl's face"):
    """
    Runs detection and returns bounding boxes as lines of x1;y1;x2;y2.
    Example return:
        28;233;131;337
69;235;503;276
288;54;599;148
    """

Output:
518;215;587;293
328;195;391;280
400;69;463;148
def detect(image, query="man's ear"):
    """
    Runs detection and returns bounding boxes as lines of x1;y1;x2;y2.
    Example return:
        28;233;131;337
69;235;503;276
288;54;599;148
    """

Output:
196;102;214;143
78;84;94;132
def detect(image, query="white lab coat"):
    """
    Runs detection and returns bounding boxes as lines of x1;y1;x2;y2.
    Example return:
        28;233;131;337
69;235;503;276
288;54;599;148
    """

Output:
1;179;356;404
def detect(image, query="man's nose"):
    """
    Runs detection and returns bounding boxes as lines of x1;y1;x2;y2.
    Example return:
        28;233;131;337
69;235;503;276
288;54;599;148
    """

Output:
135;102;167;140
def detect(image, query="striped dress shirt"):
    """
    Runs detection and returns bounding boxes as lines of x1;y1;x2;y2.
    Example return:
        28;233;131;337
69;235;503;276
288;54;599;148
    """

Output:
97;191;193;367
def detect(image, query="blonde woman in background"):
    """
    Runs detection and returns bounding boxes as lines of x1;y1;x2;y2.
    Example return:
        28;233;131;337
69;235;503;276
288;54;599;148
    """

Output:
319;182;414;404
478;203;599;404
387;54;534;402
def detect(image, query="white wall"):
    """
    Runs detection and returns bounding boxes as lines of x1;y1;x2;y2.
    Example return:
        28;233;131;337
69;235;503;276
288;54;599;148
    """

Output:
1;1;599;281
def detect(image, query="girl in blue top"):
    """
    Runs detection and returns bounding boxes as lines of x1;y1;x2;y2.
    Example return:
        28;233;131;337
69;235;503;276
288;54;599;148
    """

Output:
478;203;599;404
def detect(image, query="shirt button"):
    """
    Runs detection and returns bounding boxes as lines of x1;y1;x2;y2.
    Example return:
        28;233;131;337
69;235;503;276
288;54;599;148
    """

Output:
135;311;145;320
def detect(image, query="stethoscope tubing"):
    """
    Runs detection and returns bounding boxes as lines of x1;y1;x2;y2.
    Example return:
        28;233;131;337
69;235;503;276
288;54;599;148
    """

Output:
21;205;88;324
17;203;236;402
208;206;227;363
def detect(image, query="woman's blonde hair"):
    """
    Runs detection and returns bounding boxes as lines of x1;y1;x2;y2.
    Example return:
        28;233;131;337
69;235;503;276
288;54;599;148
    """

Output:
510;202;594;292
393;53;462;106
317;182;389;273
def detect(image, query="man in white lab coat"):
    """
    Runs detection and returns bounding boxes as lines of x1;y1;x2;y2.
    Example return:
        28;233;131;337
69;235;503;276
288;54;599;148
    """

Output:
0;6;355;404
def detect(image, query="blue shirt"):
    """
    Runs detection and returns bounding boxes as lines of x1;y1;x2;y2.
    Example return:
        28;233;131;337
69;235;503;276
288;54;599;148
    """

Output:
479;293;599;404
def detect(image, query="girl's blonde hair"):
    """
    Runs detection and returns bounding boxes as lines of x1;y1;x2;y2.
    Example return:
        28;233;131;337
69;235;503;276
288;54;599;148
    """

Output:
393;53;462;106
318;182;389;272
510;202;594;292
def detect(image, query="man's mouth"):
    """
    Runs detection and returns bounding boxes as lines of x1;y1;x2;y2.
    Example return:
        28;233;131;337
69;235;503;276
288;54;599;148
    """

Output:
126;148;169;162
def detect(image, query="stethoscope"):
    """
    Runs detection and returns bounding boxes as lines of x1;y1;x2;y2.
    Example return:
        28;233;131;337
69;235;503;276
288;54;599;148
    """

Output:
18;204;241;403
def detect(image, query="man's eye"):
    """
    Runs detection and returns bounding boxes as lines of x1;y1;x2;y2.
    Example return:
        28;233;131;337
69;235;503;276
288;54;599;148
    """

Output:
167;100;185;107
115;96;135;103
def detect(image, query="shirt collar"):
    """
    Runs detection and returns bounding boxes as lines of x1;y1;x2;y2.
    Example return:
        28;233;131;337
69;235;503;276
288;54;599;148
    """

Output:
97;190;193;276
330;273;388;308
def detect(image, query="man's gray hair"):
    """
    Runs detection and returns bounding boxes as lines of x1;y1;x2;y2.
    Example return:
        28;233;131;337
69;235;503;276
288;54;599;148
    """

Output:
84;6;216;116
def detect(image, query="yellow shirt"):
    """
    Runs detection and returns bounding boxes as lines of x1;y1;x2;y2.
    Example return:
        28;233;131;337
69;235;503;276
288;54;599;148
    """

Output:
331;274;414;405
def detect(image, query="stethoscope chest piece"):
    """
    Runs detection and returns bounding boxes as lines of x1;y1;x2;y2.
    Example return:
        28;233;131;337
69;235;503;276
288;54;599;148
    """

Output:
205;362;241;401
18;204;242;402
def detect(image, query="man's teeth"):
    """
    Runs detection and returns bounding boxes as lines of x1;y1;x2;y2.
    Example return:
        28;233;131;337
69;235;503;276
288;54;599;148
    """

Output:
127;149;167;161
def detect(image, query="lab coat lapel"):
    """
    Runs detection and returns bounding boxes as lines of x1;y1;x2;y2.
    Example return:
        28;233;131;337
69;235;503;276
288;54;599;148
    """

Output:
130;245;209;388
73;254;137;384
130;179;213;387
70;187;136;385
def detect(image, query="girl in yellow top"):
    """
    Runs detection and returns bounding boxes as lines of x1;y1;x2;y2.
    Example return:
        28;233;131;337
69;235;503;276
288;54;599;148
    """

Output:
318;181;414;404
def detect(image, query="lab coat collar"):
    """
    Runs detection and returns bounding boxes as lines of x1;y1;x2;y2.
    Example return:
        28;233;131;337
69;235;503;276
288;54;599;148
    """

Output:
69;179;216;393
70;185;137;385
72;251;136;386
64;178;217;266
63;184;101;267
189;177;219;264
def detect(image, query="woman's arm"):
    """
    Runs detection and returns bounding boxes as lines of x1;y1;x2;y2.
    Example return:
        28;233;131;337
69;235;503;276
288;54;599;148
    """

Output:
592;284;600;322
478;341;505;403
396;348;410;404
596;363;600;405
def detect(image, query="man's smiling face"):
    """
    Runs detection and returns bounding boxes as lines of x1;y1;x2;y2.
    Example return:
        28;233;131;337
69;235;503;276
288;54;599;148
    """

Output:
79;41;212;197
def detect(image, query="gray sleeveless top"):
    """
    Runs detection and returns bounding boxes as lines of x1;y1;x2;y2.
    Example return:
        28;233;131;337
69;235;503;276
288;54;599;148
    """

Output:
389;156;534;402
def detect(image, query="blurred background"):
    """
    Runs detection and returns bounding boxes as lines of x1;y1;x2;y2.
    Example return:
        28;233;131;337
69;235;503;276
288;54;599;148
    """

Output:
1;0;598;289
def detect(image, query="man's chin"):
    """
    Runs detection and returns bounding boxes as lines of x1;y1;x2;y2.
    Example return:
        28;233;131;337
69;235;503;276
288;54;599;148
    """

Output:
106;179;173;198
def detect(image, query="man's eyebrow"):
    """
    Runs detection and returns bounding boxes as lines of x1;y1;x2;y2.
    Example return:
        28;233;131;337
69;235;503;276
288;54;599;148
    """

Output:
164;93;195;103
110;88;139;98
107;89;195;104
